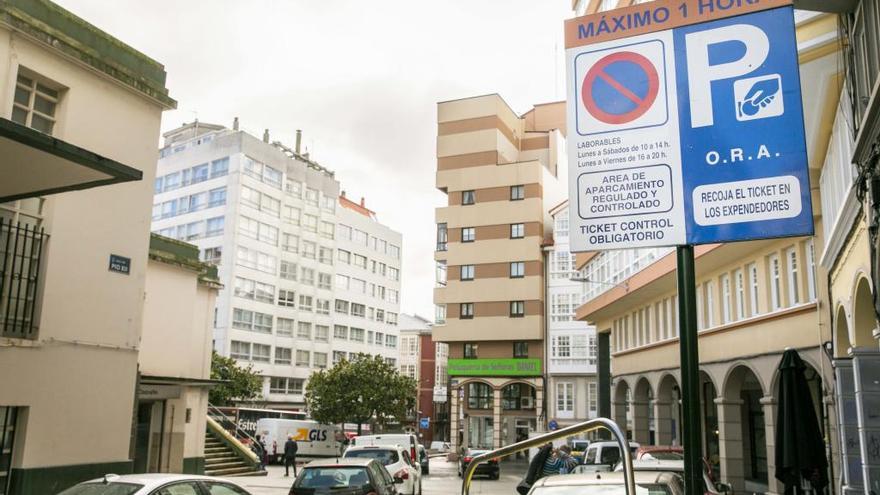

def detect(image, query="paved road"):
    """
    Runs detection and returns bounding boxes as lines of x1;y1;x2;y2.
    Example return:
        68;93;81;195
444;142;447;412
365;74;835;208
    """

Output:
235;456;527;495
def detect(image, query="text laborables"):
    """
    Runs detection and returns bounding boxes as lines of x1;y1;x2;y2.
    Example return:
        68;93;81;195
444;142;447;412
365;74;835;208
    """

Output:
575;0;778;41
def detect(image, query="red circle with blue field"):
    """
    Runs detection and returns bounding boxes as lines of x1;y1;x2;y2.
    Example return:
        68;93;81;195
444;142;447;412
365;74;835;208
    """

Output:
582;51;659;125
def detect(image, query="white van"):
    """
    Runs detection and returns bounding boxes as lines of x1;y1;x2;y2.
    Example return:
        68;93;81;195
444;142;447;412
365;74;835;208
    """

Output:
350;433;419;466
256;418;344;462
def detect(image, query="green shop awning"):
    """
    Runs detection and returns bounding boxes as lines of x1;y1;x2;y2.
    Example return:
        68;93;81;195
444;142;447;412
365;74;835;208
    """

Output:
0;118;142;203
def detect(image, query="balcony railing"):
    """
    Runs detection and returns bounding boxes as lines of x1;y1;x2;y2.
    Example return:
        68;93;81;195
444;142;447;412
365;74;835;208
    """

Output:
0;219;47;339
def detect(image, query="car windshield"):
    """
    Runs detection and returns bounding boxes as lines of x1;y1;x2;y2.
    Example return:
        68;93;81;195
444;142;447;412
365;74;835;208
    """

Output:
641;452;684;461
296;467;372;489
345;449;399;465
532;483;672;495
56;483;144;495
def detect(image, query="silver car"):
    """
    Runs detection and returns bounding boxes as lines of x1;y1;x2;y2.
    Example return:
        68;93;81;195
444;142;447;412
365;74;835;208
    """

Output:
527;471;683;495
56;473;252;495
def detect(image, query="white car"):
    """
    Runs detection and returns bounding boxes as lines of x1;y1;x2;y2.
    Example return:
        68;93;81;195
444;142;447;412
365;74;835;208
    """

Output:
343;444;422;495
56;473;252;495
528;471;683;495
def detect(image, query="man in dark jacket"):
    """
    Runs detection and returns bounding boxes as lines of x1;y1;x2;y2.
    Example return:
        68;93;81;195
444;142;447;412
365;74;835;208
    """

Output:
517;444;554;495
284;435;299;477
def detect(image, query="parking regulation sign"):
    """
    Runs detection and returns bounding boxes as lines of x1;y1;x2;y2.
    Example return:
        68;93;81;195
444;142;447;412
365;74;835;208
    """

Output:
565;0;812;251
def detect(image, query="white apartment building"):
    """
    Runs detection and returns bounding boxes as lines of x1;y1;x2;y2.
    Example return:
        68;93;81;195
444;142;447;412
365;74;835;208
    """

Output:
151;122;401;409
546;202;598;429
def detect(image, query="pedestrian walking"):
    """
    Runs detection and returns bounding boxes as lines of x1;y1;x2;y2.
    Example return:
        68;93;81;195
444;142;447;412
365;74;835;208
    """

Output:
284;435;299;477
252;434;266;470
517;443;553;495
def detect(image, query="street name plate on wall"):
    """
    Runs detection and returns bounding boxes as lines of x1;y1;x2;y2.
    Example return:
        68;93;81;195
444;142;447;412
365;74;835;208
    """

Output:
109;254;131;275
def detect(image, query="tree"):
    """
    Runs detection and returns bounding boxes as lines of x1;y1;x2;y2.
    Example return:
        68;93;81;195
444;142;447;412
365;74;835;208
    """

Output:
306;353;417;433
209;350;263;405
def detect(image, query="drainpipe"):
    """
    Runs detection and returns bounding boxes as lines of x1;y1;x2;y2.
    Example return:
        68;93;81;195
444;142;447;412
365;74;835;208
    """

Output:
542;244;551;431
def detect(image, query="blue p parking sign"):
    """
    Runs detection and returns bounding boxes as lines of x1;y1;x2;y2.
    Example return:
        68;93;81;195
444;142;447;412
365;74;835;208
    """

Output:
565;2;811;251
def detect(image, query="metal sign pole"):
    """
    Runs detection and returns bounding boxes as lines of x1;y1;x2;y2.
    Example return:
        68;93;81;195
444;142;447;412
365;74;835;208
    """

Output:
676;245;703;495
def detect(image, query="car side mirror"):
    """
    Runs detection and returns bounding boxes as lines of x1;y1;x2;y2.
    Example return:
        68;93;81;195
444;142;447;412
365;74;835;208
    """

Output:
393;477;405;484
715;482;732;493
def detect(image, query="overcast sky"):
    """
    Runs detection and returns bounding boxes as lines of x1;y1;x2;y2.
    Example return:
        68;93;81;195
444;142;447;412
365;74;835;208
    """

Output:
57;0;573;319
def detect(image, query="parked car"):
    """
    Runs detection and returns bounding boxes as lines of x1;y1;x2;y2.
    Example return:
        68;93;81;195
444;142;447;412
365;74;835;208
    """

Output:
290;458;400;495
458;448;500;480
635;445;684;461
429;441;451;453
351;433;419;468
417;444;430;475
527;471;683;495
614;458;731;494
581;441;641;467
343;445;422;495
57;473;252;495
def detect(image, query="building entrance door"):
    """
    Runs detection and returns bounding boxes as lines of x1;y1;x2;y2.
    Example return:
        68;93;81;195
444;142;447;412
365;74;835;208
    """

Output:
133;402;153;473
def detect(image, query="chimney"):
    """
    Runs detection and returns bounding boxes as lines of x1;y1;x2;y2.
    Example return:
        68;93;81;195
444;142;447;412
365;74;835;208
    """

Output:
360;197;365;207
341;190;346;198
233;117;239;131
263;129;270;143
295;130;302;154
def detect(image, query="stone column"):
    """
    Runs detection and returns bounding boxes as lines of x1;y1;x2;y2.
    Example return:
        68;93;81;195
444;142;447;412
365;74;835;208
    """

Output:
493;388;502;449
535;383;544;428
715;397;746;492
450;386;461;453
761;396;784;495
653;399;674;445
632;400;651;444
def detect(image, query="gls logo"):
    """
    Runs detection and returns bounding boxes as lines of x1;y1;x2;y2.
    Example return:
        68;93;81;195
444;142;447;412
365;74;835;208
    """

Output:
294;428;328;442
685;24;783;127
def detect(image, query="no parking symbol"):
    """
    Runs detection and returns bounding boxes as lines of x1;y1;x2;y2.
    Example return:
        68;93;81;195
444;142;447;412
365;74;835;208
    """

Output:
574;39;669;136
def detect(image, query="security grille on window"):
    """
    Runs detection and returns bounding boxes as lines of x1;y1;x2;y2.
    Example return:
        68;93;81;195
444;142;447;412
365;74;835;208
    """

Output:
510;301;525;317
510;223;524;238
510;185;525;201
460;303;474;319
461;265;475;281
462;227;475;242
12;73;59;134
462;190;476;205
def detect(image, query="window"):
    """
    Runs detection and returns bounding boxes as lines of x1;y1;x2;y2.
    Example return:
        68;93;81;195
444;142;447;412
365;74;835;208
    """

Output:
277;318;294;337
734;269;745;321
374;332;384;347
283;206;301;225
460;264;475;281
300;267;315;285
551;292;575;322
510;301;525;318
278;289;296;307
297;322;312;339
705;280;715;327
234;278;275;304
553;335;571;358
786;247;800;305
510;185;525;200
555;214;569;238
316;299;330;315
557;382;574;414
230;341;251;360
283;234;299;253
211;157;229;178
334;325;348;340
337;224;352;240
321;221;335;239
461;227;475;243
353;254;367;269
464;343;478;359
275;347;292;365
806;240;817;301
387;312;398;325
375;309;385;322
338;249;351;264
462;190;476;205
252;344;270;362
353;229;369;245
238;216;275;245
298;294;313;312
437;223;448;251
12;72;59;134
319;247;334;265
315;325;329;342
286;179;302;198
510;262;525;278
510;223;524;238
721;274;732;324
748;262;760;316
270;377;304;395
333;351;347;364
321;195;336;212
302;241;317;260
435;304;447;324
206;217;225;237
202;247;222;265
351;278;366;293
305;188;319;206
296;350;310;367
588;382;598;414
389;244;400;259
238;247;277;274
208;187;227;207
467;382;492;409
314;352;328;369
318;273;332;290
280;261;298;281
513;342;528;358
770;254;782;310
460;303;474;319
350;327;365;342
303;214;318;232
389;267;400;281
386;335;397;349
350;303;366;317
335;299;350;315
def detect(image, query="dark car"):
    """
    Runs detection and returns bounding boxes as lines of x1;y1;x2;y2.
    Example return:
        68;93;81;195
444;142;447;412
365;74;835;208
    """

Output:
290;458;401;495
458;449;500;480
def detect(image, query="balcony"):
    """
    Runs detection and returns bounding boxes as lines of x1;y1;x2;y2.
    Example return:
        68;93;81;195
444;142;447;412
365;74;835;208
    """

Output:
0;218;48;338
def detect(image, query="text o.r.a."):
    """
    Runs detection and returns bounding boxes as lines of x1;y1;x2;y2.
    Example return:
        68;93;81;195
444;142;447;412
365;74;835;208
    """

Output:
705;144;773;165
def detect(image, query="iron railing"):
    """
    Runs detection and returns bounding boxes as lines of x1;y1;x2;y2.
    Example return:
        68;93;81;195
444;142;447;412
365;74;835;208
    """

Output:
207;404;265;457
0;219;46;339
461;418;635;495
